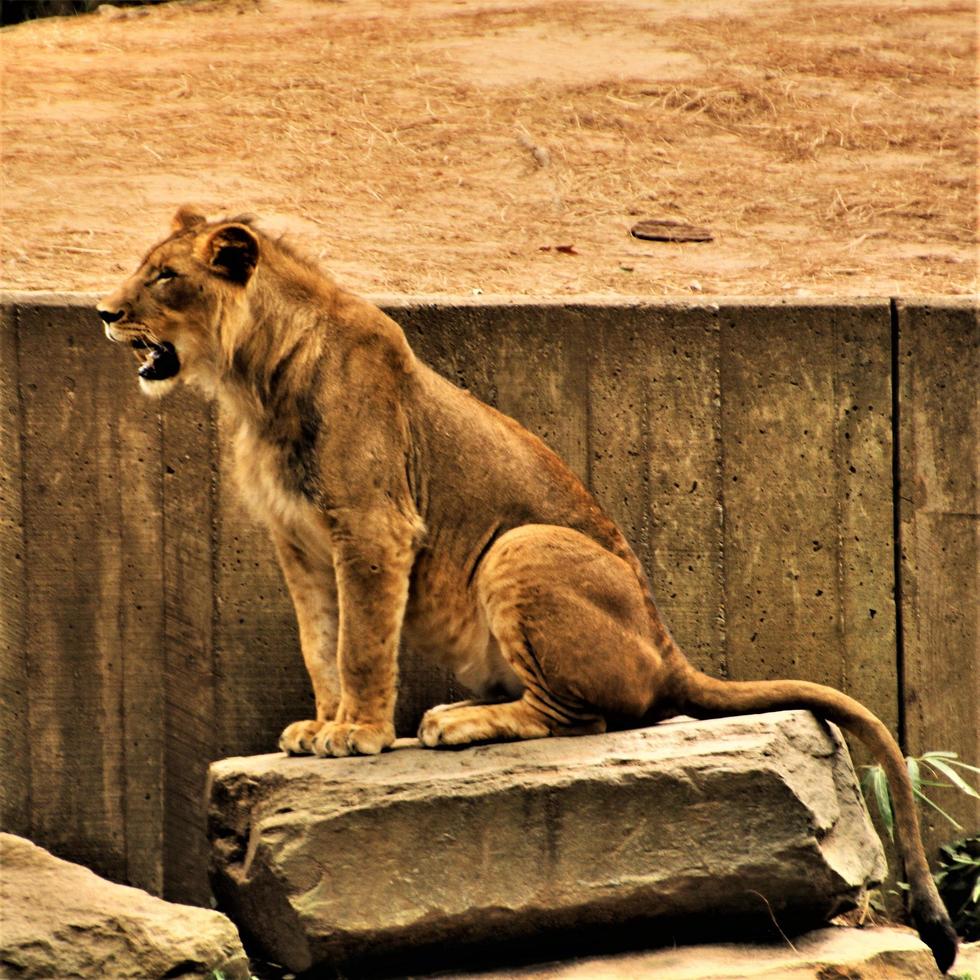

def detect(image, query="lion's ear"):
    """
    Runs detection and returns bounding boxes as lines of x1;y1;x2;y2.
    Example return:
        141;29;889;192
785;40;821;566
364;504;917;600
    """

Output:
171;205;207;234
200;224;259;285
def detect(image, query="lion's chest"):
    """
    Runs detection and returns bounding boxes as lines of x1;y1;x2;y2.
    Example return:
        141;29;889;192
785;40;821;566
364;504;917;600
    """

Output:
232;423;328;546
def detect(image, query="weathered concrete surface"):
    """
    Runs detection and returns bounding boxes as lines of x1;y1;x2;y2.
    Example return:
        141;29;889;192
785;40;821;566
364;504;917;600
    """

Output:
1;298;166;894
208;710;886;975
449;927;966;979
717;303;897;758
0;833;249;979
896;298;980;853
2;293;976;909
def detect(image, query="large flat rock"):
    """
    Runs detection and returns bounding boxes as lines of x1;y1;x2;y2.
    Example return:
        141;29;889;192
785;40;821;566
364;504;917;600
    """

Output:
208;710;886;975
0;834;249;979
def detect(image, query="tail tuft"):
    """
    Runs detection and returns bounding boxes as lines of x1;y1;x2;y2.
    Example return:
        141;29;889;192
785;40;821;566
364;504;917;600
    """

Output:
912;903;958;974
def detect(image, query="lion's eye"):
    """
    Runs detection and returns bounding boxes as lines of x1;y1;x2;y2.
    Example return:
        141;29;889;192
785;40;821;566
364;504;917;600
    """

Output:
156;267;178;283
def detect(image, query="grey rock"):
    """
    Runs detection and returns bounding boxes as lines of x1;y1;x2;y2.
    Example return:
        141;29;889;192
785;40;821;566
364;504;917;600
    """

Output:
208;710;887;975
0;834;249;979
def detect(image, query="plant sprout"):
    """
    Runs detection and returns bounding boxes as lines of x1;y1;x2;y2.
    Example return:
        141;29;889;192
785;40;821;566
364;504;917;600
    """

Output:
862;751;980;840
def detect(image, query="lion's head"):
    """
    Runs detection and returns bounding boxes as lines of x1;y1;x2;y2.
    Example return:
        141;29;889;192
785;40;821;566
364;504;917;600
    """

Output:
97;206;260;397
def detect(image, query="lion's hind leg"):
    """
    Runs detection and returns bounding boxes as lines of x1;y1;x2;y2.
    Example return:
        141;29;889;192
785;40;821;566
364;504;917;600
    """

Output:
418;524;663;750
419;525;662;746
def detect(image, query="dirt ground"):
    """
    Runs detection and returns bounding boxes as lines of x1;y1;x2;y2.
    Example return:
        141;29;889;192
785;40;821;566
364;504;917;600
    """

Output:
1;0;976;297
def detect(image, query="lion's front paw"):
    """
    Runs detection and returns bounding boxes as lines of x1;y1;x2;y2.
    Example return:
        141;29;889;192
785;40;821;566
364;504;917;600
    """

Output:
279;719;326;755
312;721;395;757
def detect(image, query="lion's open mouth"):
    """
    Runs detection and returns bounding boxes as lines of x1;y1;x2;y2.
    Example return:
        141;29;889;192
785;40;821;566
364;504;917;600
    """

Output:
131;337;180;381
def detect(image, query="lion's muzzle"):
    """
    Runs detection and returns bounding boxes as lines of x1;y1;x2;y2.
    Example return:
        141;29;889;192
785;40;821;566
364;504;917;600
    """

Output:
97;307;181;382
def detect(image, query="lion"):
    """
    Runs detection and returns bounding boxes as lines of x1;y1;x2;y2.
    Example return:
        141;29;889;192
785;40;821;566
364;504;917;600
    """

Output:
97;206;956;972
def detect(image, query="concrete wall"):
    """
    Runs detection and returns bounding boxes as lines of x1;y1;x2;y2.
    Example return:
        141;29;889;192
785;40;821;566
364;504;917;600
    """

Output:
1;293;976;906
895;300;980;850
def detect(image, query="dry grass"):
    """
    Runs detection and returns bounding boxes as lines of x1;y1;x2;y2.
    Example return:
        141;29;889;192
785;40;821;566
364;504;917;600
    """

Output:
0;0;976;296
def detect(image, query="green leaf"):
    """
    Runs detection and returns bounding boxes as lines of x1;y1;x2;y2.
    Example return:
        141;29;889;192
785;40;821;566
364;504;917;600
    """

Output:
867;764;894;839
924;758;980;799
942;758;980;775
923;750;980;774
911;786;964;831
907;756;922;795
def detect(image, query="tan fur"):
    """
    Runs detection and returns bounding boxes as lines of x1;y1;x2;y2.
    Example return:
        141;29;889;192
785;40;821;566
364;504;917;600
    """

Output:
97;208;957;972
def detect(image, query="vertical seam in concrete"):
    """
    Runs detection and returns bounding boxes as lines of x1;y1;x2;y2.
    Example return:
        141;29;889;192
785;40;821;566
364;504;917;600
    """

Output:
160;407;170;894
716;311;729;679
12;304;33;833
890;297;907;753
209;400;221;757
831;311;847;694
111;369;129;884
156;402;166;888
638;313;651;569
583;309;593;493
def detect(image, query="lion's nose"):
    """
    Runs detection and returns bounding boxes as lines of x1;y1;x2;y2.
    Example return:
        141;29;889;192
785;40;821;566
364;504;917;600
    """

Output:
97;307;125;325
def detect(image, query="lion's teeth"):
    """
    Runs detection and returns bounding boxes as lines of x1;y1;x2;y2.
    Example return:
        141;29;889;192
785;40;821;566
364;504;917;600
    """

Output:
137;341;179;381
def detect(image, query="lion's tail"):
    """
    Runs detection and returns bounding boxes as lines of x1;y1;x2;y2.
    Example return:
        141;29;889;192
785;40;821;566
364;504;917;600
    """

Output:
667;647;958;973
